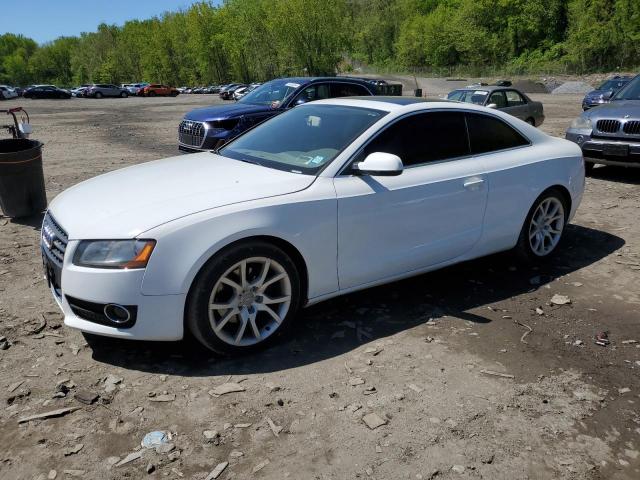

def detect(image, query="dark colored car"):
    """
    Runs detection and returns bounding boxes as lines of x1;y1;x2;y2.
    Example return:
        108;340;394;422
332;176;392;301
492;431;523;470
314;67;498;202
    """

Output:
581;76;632;110
23;85;71;99
178;77;377;153
447;86;544;126
566;74;640;172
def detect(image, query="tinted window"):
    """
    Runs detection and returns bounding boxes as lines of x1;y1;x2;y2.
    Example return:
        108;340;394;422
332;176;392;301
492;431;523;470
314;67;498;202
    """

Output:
465;113;529;154
330;83;370;97
362;112;469;167
296;83;330;103
488;91;507;108
447;90;488;105
505;90;525;106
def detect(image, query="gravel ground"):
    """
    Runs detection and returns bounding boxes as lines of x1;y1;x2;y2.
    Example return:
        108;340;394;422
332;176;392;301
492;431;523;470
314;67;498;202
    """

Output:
0;93;639;480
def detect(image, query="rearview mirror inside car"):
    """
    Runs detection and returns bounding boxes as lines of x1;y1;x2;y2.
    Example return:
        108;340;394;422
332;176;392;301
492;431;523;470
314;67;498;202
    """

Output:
354;152;403;176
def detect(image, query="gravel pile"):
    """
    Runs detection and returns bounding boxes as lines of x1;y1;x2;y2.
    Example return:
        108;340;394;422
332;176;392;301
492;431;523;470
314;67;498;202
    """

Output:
551;81;594;94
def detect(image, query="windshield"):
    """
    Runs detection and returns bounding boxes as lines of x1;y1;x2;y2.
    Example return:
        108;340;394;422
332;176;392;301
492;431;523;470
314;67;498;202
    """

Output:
219;104;386;175
598;79;628;91
612;76;640;101
238;79;302;107
447;90;488;105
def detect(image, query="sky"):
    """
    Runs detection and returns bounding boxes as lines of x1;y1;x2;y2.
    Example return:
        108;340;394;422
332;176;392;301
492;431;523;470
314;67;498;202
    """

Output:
0;0;219;44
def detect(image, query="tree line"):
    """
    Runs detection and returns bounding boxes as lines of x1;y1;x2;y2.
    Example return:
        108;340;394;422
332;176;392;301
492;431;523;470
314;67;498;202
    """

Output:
1;0;638;87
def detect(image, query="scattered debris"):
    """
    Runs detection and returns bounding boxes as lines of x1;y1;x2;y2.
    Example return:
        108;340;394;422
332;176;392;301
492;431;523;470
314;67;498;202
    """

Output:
407;383;423;393
595;332;610;347
514;319;533;343
363;386;377;395
115;450;143;467
0;336;11;350
451;465;466;474
64;444;84;456
621;340;637;345
146;463;156;474
17;407;81;423
362;412;387;429
142;431;170;449
7;380;24;393
363;346;383;356
349;377;365;386
149;393;175;402
47;470;57;479
550;294;571;306
205;462;229;480
62;470;85;477
572;339;584;346
480;370;514;380
252;459;270;474
618;387;631;394
209;382;246;396
104;374;123;393
266;416;283;437
74;390;99;405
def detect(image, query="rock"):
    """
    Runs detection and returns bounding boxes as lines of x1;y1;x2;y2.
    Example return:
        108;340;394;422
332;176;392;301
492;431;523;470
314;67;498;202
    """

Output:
74;390;99;405
573;340;583;346
18;407;81;423
7;380;24;393
363;386;377;395
364;346;383;355
550;294;571;306
0;336;11;350
618;387;631;394
362;412;387;429
167;450;180;461
146;463;156;474
47;470;57;479
407;383;423;393
209;382;246;396
234;423;252;428
205;461;229;480
535;307;544;315
266;416;283;437
252;459;270;474
622;340;637;345
104;374;123;393
349;377;365;386
203;430;219;440
62;470;85;478
64;443;84;456
265;382;281;392
230;451;244;458
451;465;466;473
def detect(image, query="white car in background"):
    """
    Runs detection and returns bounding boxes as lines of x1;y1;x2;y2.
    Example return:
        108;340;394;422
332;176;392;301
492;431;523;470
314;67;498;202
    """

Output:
0;85;19;100
42;98;584;354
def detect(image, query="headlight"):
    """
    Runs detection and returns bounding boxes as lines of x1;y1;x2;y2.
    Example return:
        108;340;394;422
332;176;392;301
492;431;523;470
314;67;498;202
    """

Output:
570;116;592;130
73;240;156;269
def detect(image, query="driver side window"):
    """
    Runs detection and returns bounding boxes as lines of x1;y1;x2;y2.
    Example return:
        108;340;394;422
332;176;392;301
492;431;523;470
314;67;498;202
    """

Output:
294;84;330;105
354;111;470;169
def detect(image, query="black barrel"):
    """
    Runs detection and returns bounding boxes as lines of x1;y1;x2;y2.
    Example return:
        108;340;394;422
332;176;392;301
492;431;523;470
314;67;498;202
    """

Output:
0;139;47;218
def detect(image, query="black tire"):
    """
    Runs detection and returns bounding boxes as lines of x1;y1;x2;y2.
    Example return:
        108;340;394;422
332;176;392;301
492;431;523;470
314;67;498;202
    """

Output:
514;188;569;263
120;91;128;98
584;160;595;176
526;117;535;126
95;92;103;99
186;240;302;355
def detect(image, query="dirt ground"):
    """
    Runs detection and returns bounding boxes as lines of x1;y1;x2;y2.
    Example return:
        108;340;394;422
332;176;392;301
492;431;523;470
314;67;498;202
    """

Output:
0;93;639;480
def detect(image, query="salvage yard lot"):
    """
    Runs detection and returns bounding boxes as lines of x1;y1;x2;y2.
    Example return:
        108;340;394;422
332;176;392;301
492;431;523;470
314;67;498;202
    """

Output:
1;94;639;479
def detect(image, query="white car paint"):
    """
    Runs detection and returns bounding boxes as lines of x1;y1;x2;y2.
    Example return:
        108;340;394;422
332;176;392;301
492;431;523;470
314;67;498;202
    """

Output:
43;98;584;341
0;85;18;99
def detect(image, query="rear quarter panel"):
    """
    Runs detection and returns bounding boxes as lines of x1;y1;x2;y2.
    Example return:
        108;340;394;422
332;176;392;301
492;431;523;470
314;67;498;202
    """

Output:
471;136;584;258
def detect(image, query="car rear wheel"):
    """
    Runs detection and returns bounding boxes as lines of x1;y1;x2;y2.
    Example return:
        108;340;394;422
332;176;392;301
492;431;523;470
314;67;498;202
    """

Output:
120;91;128;98
186;241;301;355
95;92;103;99
515;188;568;262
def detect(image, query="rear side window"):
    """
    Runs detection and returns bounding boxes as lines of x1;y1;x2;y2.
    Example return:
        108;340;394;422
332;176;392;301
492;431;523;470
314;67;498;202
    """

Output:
505;90;525;106
465;113;529;154
363;111;469;167
330;83;371;97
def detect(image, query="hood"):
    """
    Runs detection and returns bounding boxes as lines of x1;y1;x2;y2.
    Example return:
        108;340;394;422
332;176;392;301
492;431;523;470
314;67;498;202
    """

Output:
585;100;640;119
49;153;315;239
185;102;275;122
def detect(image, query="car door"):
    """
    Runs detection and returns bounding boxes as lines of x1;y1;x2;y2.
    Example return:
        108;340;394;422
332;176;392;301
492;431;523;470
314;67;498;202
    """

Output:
503;90;528;120
333;111;489;290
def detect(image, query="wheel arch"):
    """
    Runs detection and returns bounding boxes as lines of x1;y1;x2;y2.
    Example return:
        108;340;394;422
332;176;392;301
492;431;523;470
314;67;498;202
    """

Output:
184;234;310;313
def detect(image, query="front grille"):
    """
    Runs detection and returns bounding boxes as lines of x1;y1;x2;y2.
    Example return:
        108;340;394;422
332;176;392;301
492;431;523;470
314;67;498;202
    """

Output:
42;212;68;268
623;121;640;135
596;119;621;134
178;120;206;148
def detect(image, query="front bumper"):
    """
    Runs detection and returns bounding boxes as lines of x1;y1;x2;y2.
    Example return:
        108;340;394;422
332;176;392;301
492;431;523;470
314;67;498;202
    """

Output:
45;240;185;341
566;131;640;168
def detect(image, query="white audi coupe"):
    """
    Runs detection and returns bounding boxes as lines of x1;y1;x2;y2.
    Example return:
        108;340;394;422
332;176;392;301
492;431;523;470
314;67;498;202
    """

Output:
41;97;584;354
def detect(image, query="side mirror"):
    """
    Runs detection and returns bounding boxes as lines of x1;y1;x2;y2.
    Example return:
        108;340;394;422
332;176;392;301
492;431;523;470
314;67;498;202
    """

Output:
354;152;403;176
294;97;308;106
602;91;613;99
487;103;498;109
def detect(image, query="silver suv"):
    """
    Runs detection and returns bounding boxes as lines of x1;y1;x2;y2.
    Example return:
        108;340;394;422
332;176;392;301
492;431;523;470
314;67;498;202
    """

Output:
86;84;129;98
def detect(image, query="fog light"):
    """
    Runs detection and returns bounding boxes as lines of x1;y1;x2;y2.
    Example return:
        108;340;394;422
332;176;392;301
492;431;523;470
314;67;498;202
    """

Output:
104;304;131;324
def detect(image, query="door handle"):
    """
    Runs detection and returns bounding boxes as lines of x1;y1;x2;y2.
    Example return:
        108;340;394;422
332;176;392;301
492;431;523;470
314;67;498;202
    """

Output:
463;177;485;189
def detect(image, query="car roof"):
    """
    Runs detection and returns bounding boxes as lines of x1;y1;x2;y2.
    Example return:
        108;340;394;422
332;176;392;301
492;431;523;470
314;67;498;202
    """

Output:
312;96;459;112
272;76;373;86
451;85;519;93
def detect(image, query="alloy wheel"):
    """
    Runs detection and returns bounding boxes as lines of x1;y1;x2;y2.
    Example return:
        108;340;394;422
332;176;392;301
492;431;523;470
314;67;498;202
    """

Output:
207;257;292;346
528;197;564;256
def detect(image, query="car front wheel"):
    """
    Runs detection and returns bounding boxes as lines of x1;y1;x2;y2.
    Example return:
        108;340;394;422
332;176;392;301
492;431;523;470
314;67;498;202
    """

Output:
186;241;301;354
515;189;568;262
